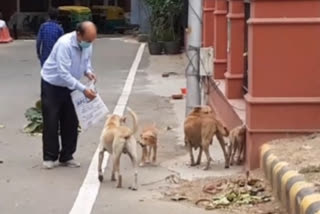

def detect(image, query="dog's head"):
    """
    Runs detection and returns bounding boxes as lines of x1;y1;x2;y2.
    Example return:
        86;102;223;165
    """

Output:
189;105;213;116
138;131;157;148
239;124;246;135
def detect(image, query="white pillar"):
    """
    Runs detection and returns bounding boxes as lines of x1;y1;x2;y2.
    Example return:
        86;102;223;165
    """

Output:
186;0;203;115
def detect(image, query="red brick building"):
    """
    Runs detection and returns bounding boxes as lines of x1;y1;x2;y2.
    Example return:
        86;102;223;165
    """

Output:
202;0;320;169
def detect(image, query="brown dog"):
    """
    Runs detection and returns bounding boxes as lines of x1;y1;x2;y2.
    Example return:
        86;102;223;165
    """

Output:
98;107;139;190
184;105;230;170
138;124;158;166
228;124;246;166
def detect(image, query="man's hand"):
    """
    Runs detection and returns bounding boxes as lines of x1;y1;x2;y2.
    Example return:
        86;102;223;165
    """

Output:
85;72;97;83
83;88;97;100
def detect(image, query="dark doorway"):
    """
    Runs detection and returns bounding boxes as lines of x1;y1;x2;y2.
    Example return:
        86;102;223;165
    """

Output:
243;1;250;94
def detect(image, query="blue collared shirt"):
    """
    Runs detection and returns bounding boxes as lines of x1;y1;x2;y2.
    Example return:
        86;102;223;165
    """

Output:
41;31;93;92
36;20;64;66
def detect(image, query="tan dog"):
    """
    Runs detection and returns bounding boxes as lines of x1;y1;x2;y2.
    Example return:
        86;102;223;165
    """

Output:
184;105;230;170
138;124;158;166
228;124;246;166
98;107;139;190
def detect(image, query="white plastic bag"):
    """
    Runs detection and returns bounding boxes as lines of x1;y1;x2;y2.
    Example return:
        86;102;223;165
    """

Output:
71;82;109;130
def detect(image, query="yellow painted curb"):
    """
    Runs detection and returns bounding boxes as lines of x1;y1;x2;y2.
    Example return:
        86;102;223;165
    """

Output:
265;154;278;180
260;144;271;168
280;170;299;205
301;194;320;214
272;161;288;191
289;181;314;214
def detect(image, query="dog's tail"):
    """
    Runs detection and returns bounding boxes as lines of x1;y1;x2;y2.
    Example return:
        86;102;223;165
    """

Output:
127;107;138;134
216;120;229;137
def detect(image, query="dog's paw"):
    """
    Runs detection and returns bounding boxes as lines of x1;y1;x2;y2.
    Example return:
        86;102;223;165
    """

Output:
139;163;145;167
129;186;138;191
190;163;197;167
203;166;210;171
225;165;230;169
111;174;116;181
98;175;104;182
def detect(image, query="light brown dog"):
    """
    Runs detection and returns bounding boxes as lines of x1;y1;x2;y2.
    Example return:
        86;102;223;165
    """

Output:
184;105;230;170
98;107;139;190
228;124;246;166
138;124;158;166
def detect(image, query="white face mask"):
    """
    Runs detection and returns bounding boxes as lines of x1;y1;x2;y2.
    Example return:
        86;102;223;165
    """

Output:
79;41;91;49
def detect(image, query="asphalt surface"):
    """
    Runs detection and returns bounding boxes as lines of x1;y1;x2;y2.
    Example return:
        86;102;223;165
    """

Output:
0;38;139;214
0;38;229;214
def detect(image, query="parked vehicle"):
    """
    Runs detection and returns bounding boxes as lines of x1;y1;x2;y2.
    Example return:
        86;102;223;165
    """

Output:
58;6;92;33
91;5;138;34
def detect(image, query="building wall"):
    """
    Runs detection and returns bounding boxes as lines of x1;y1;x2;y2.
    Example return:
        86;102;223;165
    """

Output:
0;1;16;21
130;0;150;33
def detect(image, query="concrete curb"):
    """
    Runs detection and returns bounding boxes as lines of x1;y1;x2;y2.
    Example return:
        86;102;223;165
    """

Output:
260;144;320;214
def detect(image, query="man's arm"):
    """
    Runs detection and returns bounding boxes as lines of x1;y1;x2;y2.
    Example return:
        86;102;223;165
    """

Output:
56;42;86;92
85;47;96;82
36;25;43;59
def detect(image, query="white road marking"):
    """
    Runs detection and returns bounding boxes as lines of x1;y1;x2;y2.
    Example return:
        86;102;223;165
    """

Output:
69;43;146;214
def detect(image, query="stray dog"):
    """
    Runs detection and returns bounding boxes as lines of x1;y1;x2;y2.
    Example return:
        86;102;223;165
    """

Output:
138;123;158;166
228;124;246;166
184;105;230;170
98;107;139;190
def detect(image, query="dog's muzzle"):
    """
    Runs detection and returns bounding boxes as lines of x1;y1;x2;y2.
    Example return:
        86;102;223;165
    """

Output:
138;141;146;148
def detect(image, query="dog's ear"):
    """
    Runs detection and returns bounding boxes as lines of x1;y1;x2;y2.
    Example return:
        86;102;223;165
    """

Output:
121;116;127;123
192;107;202;113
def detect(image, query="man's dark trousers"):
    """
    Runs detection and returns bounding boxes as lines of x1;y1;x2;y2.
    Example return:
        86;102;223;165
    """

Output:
41;79;79;162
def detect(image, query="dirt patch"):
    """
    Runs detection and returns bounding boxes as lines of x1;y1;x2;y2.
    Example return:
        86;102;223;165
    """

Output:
269;134;320;188
160;170;287;214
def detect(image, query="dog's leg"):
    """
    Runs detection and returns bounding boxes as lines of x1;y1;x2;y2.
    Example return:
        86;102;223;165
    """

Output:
115;156;122;188
188;144;196;166
236;140;242;165
229;140;234;166
216;133;230;169
111;153;120;182
127;139;138;191
230;139;236;166
196;147;203;165
237;138;245;165
98;149;105;182
146;146;152;164
242;138;246;164
203;144;212;170
152;145;157;164
128;153;138;191
139;147;147;167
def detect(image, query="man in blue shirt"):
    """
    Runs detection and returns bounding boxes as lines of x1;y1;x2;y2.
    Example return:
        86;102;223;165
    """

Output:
36;8;64;67
41;21;97;169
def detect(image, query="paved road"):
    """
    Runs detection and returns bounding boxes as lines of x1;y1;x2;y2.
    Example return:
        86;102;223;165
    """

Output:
0;38;225;214
0;38;139;214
